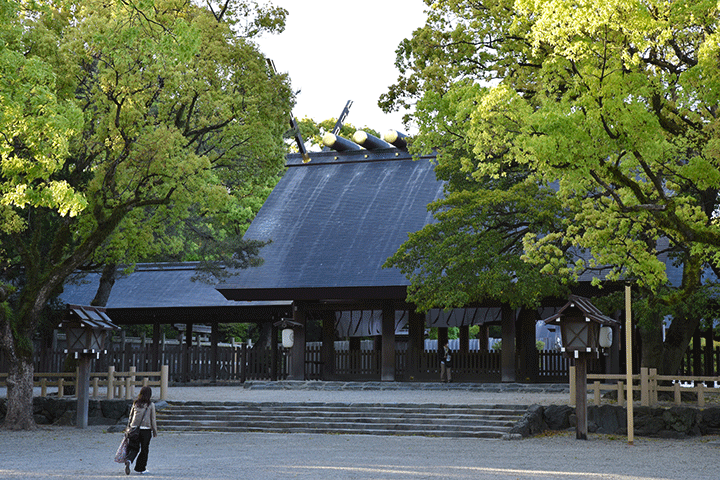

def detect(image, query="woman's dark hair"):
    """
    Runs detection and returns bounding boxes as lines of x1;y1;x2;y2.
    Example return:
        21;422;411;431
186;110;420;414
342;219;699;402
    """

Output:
134;386;152;407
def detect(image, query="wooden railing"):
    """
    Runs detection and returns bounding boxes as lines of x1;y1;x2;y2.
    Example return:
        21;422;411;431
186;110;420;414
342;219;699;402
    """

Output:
0;365;168;400
569;366;720;408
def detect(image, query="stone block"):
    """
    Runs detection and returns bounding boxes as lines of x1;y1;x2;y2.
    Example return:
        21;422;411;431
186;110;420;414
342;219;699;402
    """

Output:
699;407;720;435
543;404;573;430
510;404;544;437
662;406;697;433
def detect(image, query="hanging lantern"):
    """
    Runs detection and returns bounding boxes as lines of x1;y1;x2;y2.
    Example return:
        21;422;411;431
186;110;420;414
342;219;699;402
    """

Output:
282;328;295;348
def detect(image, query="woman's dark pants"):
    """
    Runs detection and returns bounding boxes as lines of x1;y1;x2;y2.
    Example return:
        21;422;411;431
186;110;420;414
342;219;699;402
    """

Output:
126;429;152;472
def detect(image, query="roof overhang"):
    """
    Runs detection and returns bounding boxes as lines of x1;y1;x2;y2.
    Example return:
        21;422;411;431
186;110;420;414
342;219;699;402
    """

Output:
216;285;408;303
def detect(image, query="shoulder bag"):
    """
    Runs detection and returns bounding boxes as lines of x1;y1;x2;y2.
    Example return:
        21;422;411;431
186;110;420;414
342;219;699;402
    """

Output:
125;405;149;443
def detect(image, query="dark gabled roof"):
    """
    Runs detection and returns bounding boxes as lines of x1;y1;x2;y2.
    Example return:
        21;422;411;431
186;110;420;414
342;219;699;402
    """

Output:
217;148;445;302
59;263;292;324
543;294;620;326
60;305;119;331
62;263;242;308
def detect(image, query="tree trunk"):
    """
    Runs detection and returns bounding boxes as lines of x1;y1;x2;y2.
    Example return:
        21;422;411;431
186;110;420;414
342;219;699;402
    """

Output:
638;317;664;371
91;262;117;307
662;314;700;376
1;314;36;430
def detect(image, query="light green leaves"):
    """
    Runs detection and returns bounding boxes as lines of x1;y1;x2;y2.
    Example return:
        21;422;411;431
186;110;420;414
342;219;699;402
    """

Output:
384;0;720;309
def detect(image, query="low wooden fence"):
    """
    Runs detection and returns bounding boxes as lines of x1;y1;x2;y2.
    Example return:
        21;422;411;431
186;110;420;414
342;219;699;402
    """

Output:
570;366;720;408
0;366;168;400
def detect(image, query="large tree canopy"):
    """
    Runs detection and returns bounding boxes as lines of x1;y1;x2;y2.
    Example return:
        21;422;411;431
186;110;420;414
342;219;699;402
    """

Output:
0;0;292;429
382;0;720;371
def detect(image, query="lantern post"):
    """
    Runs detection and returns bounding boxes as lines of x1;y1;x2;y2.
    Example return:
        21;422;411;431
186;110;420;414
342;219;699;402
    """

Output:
60;305;119;429
543;295;619;440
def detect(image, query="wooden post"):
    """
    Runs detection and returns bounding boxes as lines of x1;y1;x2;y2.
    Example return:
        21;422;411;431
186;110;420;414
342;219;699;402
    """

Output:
698;382;706;407
704;329;713;376
349;337;361;377
289;304;306;380
641;367;649;406
575;354;588;440
649;368;658;405
271;323;279;381
160;365;168;400
240;343;247;383
152;323;161;372
76;357;91;429
478;324;489;352
381;301;396;382
183;323;193;383
459;326;470;353
408;310;425;380
593;381;601;406
210;323;219;383
127;365;136;399
693;328;702;375
437;327;448;381
321;311;336;381
625;282;635;445
107;366;115;400
569;365;576;406
501;305;517;382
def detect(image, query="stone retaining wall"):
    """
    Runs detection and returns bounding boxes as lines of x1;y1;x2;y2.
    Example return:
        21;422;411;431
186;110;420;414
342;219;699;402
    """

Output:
0;397;133;428
512;404;720;438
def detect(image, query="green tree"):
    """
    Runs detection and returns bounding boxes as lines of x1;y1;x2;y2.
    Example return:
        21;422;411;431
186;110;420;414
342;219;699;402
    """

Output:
0;0;292;429
382;0;720;373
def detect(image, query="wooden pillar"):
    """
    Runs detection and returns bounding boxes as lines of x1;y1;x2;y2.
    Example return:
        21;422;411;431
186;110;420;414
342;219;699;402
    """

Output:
408;310;425;380
240;343;247;383
183;323;193;383
151;323;161;372
289;304;306;380
321;311;336;380
459;326;470;353
210;323;219;383
704;328;713;376
575;354;588;440
693;328;702;376
381;301;396;381
437;327;448;381
501;305;517;382
437;327;449;356
76;356;91;429
271;323;279;381
477;324;489;352
518;309;538;382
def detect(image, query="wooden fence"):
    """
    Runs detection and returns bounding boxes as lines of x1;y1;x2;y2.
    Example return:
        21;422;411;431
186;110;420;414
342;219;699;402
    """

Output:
8;340;717;384
2;344;572;383
570;366;720;408
0;365;168;400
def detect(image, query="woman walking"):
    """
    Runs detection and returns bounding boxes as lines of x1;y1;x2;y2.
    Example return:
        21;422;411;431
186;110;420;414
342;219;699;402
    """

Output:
125;386;158;475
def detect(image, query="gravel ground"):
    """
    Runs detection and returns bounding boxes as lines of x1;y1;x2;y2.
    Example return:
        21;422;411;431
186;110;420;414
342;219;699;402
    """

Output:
2;384;719;479
0;425;718;479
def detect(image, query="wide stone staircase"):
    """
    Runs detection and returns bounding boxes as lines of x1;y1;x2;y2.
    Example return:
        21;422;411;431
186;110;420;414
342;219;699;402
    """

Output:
156;401;529;439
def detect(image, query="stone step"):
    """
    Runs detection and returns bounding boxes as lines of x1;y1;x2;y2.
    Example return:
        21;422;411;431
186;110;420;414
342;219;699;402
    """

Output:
156;401;528;439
